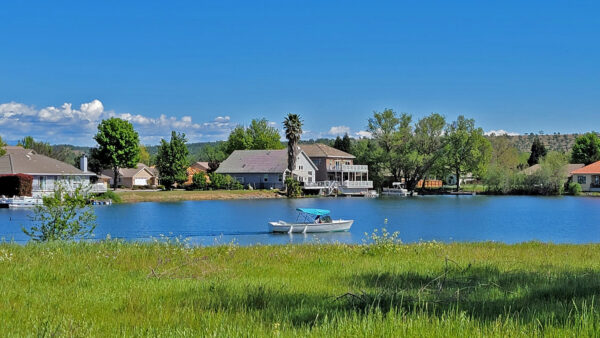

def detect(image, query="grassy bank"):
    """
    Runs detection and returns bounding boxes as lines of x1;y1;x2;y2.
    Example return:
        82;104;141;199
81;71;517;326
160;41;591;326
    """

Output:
1;241;600;336
116;189;281;203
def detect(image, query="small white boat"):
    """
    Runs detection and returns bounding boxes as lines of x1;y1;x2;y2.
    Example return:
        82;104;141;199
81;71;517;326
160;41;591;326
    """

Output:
269;208;354;233
381;182;410;196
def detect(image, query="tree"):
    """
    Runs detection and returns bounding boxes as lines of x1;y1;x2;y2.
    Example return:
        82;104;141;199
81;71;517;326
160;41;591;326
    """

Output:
571;132;600;165
527;137;547;166
352;138;385;188
22;184;96;242
283;114;303;174
489;135;519;170
156;131;189;189
367;109;403;181
198;143;227;173
225;119;283;154
18;136;53;156
0;135;6;157
444;116;492;191
333;133;352;153
94;118;140;190
139;145;151;165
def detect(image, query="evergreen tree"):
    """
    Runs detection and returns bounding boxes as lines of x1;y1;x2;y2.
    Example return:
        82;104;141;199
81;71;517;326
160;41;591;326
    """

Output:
156;131;190;189
527;137;547;166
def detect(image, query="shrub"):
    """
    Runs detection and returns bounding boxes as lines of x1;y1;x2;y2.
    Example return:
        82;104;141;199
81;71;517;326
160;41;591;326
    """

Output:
0;174;33;197
285;177;302;197
568;182;582;196
191;173;209;190
94;190;122;203
23;184;97;242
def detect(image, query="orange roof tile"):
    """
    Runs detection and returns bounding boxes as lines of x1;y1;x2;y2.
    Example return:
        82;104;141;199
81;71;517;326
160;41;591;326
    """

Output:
571;161;600;174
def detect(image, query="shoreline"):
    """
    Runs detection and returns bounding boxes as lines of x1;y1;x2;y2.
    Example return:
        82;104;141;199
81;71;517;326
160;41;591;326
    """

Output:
115;189;283;203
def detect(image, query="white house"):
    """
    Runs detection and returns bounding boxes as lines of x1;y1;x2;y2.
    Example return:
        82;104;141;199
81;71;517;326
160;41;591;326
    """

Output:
570;161;600;192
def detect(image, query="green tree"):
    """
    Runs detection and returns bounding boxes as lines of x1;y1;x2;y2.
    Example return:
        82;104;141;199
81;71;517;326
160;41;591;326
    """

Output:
94;118;140;190
225;126;252;154
444;116;492;191
198;143;228;173
225;119;283;154
333;133;352;153
0;135;6;156
489;135;519;170
527;137;547;166
351;138;385;188
156;131;189;189
283;113;303;174
285;177;302;197
139;145;151;165
367;109;403;182
571;132;600;165
191;172;209;190
22;184;96;242
526;151;568;195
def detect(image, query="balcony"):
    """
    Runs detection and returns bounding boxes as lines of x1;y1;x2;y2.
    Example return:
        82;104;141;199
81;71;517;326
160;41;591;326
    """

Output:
327;164;369;172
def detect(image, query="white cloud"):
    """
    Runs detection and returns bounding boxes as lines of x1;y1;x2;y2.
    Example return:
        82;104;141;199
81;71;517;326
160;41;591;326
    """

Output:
485;129;520;136
327;125;351;136
0;99;236;145
354;130;372;139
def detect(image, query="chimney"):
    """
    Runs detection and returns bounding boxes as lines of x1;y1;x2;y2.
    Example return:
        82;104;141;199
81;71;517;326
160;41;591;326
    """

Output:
80;154;88;172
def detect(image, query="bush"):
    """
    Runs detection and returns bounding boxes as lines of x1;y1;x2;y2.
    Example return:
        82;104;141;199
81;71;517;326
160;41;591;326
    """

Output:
285;177;302;197
191;173;209;190
94;190;122;204
568;182;582;196
0;174;33;197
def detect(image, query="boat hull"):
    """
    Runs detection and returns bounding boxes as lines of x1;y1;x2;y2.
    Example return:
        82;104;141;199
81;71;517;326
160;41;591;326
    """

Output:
269;220;354;233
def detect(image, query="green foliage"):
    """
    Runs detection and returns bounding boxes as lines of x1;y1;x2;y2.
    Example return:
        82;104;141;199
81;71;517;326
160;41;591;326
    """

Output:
527;137;547;166
94;118;140;189
139;144;151;165
18;136;53;156
351;138;386;188
203;172;243;190
283;113;303;172
489;135;520;170
571;132;600;165
156;131;189;189
0;135;5;157
94;190;122;203
22;185;97;242
226;119;283;154
568;182;582;196
191;172;209;190
361;228;402;255
444;116;492;191
197;143;228;172
285;177;302;197
333;133;352;153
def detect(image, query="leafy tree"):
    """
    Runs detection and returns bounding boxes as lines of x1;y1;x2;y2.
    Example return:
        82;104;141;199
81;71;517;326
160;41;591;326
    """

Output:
571;132;600;165
444;116;492;191
285;177;302;197
198;143;228;173
156;131;189;189
139;145;151;165
226;126;252;154
527;137;547;166
367;109;403;182
226;119;283;154
283;113;303;174
351;138;385;188
191;172;209;190
489;135;520;170
18;136;53;156
22;184;96;242
94;118;140;189
208;172;227;189
0;135;6;156
526;151;568;195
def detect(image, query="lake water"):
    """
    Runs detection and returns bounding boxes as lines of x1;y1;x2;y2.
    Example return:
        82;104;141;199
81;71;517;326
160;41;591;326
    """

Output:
2;196;600;245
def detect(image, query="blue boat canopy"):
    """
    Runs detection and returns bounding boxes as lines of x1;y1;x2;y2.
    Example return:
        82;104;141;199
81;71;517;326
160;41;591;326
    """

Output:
296;208;330;216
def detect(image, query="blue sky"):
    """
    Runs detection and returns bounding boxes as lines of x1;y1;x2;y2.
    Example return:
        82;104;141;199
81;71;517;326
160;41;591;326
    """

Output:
0;1;598;145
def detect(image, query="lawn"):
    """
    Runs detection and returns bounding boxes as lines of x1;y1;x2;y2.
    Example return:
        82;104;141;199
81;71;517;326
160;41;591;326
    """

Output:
116;189;281;203
1;240;600;336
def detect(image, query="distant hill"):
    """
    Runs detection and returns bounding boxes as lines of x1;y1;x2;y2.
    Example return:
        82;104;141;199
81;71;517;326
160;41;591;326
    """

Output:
486;134;580;153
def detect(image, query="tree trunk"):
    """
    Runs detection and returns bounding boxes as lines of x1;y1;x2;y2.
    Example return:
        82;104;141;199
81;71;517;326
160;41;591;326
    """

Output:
113;167;119;191
455;168;460;192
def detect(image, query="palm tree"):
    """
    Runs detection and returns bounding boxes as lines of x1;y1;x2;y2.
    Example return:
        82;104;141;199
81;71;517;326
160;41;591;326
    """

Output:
283;114;303;174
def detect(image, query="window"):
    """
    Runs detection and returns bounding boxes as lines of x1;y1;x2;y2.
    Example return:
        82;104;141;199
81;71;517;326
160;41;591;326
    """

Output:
308;171;312;176
298;165;303;170
264;174;269;182
595;175;600;185
578;176;587;184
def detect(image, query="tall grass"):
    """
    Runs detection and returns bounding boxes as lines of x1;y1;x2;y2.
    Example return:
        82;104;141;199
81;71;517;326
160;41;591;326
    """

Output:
1;240;600;336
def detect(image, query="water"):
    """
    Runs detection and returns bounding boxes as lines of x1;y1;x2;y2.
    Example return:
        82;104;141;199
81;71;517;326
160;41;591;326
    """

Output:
2;196;600;245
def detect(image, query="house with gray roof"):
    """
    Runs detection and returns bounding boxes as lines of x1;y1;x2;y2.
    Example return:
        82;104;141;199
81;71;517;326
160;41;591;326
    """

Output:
0;146;106;197
101;163;158;189
216;149;317;189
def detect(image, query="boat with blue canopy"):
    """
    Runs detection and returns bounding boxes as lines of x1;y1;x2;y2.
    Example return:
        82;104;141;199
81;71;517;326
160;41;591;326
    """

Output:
268;208;354;233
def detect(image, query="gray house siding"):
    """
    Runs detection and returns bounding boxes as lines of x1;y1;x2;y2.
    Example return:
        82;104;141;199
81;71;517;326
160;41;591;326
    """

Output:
223;172;285;189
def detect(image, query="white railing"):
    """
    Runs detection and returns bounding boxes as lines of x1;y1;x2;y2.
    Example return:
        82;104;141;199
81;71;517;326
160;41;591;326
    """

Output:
304;181;338;188
89;183;108;193
327;164;369;172
342;180;373;188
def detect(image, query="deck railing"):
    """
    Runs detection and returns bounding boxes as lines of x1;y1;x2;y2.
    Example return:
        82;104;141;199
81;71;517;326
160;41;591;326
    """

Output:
327;164;369;172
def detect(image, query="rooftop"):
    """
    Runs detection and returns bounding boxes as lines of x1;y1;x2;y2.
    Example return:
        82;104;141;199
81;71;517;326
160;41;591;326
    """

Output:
571;161;600;175
216;150;288;174
0;146;92;176
300;143;355;159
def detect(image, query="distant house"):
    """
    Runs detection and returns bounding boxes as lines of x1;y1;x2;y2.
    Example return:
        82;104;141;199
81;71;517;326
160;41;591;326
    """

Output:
216;149;317;189
102;163;158;189
300;143;372;195
570;161;600;192
445;173;475;186
0;146;106;197
185;161;210;186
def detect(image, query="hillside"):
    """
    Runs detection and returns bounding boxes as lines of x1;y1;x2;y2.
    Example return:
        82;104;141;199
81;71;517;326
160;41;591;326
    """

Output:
486;133;579;153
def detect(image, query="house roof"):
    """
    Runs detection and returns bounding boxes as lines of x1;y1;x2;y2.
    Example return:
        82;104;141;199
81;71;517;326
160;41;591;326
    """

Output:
102;166;157;179
190;161;210;171
216;150;289;174
0;147;92;176
522;163;585;176
300;143;355;159
571;161;600;175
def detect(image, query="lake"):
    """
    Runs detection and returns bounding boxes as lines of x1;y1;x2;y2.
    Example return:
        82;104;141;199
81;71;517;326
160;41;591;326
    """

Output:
2;196;600;245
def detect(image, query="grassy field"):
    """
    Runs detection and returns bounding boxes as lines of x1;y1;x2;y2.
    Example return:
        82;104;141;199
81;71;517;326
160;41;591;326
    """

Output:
116;189;281;203
1;239;600;336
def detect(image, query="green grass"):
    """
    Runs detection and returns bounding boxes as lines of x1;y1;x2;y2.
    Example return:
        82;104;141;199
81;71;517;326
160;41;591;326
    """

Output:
116;189;280;203
2;240;600;336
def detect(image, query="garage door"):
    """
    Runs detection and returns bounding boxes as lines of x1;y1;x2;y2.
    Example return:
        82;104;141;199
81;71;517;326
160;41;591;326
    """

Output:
134;178;148;186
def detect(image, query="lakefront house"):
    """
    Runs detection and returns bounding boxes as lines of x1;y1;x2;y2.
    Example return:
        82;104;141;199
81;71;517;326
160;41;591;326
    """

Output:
102;163;159;189
216;149;317;189
570;161;600;192
0;146;106;197
300;143;372;195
